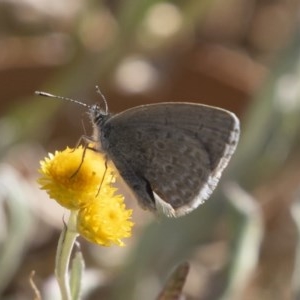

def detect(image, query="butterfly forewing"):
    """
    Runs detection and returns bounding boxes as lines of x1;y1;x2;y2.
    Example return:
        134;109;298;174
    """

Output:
99;102;239;217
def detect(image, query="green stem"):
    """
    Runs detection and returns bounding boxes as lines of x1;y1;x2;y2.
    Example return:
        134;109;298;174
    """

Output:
55;211;79;300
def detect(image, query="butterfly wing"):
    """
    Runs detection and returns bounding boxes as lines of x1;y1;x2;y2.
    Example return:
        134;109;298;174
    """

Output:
99;103;240;217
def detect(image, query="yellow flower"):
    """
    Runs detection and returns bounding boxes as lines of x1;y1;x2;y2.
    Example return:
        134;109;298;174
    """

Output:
77;195;134;246
37;146;111;209
37;146;134;246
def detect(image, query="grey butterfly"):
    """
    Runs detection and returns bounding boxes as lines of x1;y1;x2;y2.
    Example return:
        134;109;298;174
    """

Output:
90;102;240;217
37;91;240;217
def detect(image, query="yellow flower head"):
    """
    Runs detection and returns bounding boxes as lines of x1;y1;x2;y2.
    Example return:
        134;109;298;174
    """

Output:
38;146;111;209
37;146;134;246
77;195;134;246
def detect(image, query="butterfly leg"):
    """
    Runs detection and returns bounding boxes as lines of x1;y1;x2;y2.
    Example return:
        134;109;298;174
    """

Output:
96;159;108;197
70;135;97;178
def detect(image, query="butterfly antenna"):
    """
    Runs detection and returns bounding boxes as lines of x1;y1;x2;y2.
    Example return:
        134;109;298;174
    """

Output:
95;85;108;115
35;91;90;108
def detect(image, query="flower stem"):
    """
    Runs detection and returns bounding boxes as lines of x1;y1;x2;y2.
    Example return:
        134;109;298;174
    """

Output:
55;211;79;300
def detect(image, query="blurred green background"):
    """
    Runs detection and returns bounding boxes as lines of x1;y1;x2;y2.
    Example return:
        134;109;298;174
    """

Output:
1;0;300;299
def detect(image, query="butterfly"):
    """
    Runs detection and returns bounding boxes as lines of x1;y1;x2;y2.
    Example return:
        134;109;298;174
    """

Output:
36;89;240;217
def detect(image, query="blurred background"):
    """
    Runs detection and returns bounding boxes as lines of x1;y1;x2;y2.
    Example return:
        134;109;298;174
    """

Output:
1;0;300;299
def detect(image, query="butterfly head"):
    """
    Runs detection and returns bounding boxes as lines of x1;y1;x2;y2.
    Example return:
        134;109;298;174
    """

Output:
89;104;109;127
